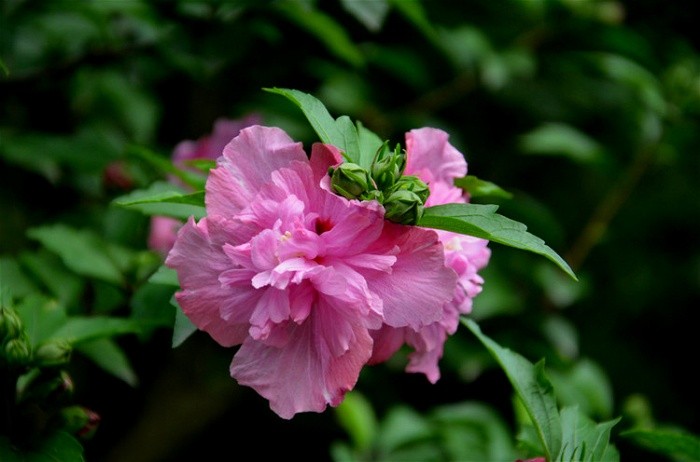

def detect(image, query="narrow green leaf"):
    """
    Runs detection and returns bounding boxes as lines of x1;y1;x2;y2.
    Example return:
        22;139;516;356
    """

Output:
356;121;384;170
340;0;390;32
148;265;180;286
127;145;206;190
275;1;365;67
0;431;85;461
419;203;577;280
463;318;563;461
171;297;197;348
334;115;362;164
0;257;40;299
15;294;69;347
264;87;345;150
454;175;513;200
114;183;204;207
27;225;126;285
112;181;206;220
49;317;145;344
621;427;700;462
335;391;378;451
376;406;433;454
77;338;139;386
557;406;620;462
267;88;385;167
519;123;605;165
431;402;518;462
19;251;84;308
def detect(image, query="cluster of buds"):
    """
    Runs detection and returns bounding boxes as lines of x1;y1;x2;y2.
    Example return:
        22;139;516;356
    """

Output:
1;307;72;370
1;307;31;369
1;307;98;446
329;142;430;225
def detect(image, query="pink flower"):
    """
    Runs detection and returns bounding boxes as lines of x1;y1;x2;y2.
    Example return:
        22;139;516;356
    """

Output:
369;128;491;383
148;115;261;255
166;126;458;418
172;115;262;166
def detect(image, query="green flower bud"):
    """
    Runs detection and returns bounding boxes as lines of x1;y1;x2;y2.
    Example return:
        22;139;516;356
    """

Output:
1;307;24;343
330;162;372;199
383;189;425;225
4;336;32;367
359;189;384;202
20;370;74;406
33;340;72;368
58;406;100;440
371;142;406;191
389;175;430;204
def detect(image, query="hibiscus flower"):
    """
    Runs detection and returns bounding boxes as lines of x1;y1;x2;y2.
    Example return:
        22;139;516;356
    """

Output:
166;125;458;418
149;115;261;255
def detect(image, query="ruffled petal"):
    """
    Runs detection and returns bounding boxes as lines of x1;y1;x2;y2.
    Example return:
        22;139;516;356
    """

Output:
365;224;457;330
230;297;373;419
206;126;308;216
166;216;254;346
405;128;467;184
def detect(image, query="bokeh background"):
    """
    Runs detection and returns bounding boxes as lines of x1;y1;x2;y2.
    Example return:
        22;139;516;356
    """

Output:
1;1;699;461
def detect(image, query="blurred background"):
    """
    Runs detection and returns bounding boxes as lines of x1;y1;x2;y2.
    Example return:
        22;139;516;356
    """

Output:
1;1;699;461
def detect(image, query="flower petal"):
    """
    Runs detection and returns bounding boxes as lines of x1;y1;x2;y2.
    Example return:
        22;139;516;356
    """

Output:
365;224;457;330
166;216;254;346
230;297;373;419
206;126;308;216
405;128;467;184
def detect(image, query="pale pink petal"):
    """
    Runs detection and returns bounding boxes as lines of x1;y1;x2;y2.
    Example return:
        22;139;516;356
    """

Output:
403;323;448;383
405;128;467;184
367;325;404;365
310;143;344;184
148;216;182;256
365;224;457;330
206;126;308;216
166;217;253;346
230;297;373;419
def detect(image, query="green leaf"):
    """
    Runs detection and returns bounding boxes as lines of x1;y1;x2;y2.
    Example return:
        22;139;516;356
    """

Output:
335;115;362;165
463;318;562;461
0;431;85;462
264;87;345;151
112;181;206;220
519;123;605;165
335;391;378;451
171;297;197;348
340;0;390;32
127;145;207;191
77;338;138;386
377;406;433;454
557;406;620;462
49;317;145;345
621;427;700;462
19;251;84;308
419;203;577;280
274;0;365;68
356;121;384;170
0;257;40;300
27;225;128;285
265;87;383;167
15;294;69;348
431;402;518;461
454;175;513;200
147;265;180;286
549;358;614;419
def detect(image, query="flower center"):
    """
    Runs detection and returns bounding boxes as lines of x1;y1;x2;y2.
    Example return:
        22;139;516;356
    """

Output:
314;217;334;235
